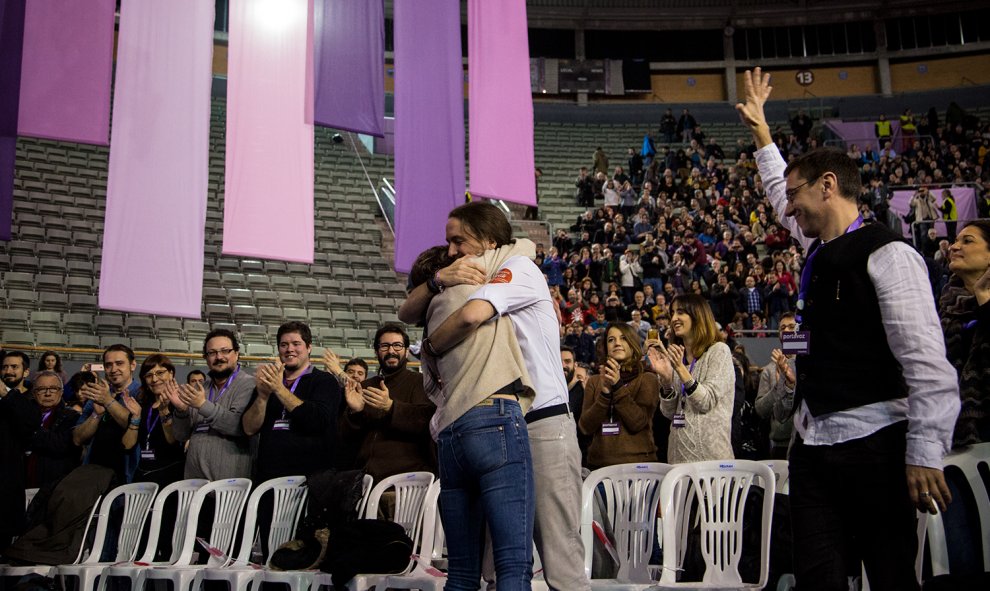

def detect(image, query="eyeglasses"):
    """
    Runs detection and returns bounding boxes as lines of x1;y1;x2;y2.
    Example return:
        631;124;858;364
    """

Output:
144;369;171;380
377;342;406;352
34;386;62;394
784;176;821;203
205;348;235;359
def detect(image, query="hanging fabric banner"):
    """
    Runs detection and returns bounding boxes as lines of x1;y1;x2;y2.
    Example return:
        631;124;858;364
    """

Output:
99;0;214;317
17;0;115;145
393;0;464;273
224;0;315;263
0;0;26;242
467;0;535;206
314;0;384;136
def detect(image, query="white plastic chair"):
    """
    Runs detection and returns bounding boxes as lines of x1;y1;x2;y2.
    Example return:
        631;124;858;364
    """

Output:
140;477;252;591
192;475;308;591
580;462;674;589
55;482;159;591
94;478;209;591
764;460;789;495
0;494;102;581
657;460;775;589
356;473;374;517
384;479;445;590
308;471;435;591
925;441;990;576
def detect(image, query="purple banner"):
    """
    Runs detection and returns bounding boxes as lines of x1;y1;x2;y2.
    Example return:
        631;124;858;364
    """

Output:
393;0;464;273
0;0;26;242
314;0;384;137
823;119;902;153
99;0;214;318
17;0;114;145
889;187;977;239
467;0;535;206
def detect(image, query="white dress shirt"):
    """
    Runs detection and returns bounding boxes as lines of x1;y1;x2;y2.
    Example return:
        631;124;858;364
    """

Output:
755;144;959;469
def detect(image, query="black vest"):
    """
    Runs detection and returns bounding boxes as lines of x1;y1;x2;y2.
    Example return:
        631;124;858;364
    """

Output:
795;223;909;416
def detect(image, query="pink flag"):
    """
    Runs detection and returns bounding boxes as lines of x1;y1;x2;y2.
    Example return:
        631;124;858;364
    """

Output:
17;0;115;145
99;0;214;318
223;0;315;263
467;0;535;206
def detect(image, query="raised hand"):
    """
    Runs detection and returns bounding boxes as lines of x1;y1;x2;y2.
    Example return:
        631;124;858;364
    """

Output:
771;348;796;386
362;382;393;413
178;381;207;410
343;379;365;413
322;349;343;376
734;67;773;146
255;363;282;397
164;379;188;412
973;264;990;306
121;392;142;416
645;340;673;383
600;357;621;388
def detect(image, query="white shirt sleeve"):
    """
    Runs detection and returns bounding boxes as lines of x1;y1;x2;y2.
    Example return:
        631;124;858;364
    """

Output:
868;241;959;468
754;143;813;250
468;256;548;317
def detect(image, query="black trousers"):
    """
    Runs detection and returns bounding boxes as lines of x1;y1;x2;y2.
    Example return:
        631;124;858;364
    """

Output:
790;421;919;591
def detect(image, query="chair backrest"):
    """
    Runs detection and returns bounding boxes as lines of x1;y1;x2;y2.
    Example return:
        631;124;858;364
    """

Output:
356;473;374;517
136;479;210;564
81;482;159;564
659;460;775;588
580;462;674;584
764;460;789;495
924;442;990;576
70;495;104;565
174;478;252;567
363;471;435;538
232;475;308;566
410;481;442;570
24;488;39;510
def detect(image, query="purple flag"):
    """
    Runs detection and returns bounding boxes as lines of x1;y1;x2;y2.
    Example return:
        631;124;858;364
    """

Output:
314;0;384;137
17;0;114;145
224;0;315;263
99;0;214;318
0;0;26;242
467;0;535;206
393;0;464;273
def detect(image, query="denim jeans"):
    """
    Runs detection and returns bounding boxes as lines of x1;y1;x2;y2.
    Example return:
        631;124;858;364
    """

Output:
438;398;535;591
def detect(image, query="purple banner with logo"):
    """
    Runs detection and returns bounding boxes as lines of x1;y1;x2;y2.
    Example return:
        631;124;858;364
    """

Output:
0;0;26;242
467;0;535;206
17;0;114;145
889;187;976;239
393;0;464;273
99;0;214;317
314;0;384;137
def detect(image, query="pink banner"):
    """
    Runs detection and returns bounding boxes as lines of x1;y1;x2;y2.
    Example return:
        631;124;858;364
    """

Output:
99;0;214;318
467;0;535;206
889;187;977;239
393;0;465;274
17;0;114;145
223;0;315;263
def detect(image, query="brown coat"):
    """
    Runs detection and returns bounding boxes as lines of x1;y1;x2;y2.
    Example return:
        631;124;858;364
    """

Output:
579;371;659;469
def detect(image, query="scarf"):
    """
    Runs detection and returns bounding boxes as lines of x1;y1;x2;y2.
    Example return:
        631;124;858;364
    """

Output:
939;275;990;447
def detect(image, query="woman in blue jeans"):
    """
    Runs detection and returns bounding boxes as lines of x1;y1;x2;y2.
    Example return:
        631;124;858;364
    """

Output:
409;240;538;590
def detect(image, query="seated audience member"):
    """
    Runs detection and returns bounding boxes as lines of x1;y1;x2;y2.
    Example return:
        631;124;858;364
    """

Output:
243;322;341;481
940;220;990;446
755;313;799;459
579;323;660;469
186;370;206;389
170;329;256;479
0;353;38;551
652;294;735;463
131;354;185;487
73;345;143;482
3;350;32;395
25;370;81;489
339;324;437;483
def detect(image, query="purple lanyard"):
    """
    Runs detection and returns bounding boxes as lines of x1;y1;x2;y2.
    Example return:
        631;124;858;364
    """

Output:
40;410;52;427
796;216;863;325
283;365;314;393
208;366;241;404
146;408;160;436
680;359;698;396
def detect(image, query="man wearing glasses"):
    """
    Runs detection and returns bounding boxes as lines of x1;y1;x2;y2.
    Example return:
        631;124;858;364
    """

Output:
338;323;436;485
170;328;256;479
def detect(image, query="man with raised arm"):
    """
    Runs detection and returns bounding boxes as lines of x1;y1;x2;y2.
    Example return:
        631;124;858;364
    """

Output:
736;67;959;591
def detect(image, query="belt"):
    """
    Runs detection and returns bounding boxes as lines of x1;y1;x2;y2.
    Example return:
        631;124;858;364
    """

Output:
525;403;570;424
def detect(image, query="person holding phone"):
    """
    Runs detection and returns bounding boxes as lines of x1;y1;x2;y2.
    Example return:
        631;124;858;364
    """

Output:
578;323;660;469
650;293;735;463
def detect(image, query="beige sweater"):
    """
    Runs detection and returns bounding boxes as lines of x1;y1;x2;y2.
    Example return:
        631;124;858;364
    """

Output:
424;240;536;439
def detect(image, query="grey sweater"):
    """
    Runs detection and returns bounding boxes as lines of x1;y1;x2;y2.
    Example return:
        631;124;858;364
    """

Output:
659;342;735;464
171;368;256;479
